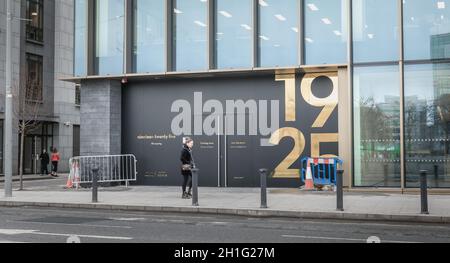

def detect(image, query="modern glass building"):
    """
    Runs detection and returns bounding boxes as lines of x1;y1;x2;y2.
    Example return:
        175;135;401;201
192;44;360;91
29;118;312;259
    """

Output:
69;0;450;190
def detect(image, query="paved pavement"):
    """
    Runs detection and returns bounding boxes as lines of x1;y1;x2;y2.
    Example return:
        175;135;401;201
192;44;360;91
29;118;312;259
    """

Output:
0;175;450;224
0;174;54;183
1;206;449;243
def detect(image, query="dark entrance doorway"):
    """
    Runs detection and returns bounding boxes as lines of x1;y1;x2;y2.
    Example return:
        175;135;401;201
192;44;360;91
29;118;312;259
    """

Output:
20;122;54;175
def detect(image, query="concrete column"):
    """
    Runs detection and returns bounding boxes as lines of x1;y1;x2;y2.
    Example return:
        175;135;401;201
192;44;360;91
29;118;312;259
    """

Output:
80;79;122;156
53;0;78;172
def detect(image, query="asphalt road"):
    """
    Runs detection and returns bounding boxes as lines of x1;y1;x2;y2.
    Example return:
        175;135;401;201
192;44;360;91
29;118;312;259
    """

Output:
0;206;449;243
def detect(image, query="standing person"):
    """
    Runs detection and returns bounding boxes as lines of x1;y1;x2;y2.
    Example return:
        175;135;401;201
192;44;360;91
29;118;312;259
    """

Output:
51;148;60;177
180;137;195;199
39;149;50;176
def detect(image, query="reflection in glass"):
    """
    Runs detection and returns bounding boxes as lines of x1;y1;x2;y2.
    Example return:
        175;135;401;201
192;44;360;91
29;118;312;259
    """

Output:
353;66;401;187
404;63;450;188
259;0;299;67
215;0;252;69
174;0;208;71
304;0;348;65
352;0;399;63
404;0;450;60
75;0;87;76
133;0;165;73
95;0;124;75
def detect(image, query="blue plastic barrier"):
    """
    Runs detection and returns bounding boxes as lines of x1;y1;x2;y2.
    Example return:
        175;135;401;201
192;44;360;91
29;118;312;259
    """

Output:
301;157;343;186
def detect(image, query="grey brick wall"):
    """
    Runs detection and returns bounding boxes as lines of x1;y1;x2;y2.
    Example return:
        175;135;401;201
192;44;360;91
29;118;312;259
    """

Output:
0;0;79;174
80;79;121;156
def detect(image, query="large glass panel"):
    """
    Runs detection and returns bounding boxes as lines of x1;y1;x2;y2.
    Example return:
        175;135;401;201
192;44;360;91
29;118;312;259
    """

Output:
304;0;348;65
74;0;87;76
173;0;208;71
353;65;401;187
404;0;450;60
352;0;399;63
215;0;252;69
133;0;165;73
95;0;124;75
405;63;450;188
259;0;299;67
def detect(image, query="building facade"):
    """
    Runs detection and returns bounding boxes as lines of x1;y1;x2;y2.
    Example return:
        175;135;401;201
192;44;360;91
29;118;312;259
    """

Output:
1;0;80;175
69;0;450;190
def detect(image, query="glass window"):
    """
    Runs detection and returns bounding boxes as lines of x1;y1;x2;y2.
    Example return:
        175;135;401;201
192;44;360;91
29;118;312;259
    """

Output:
304;0;348;65
259;0;299;67
74;0;87;76
173;0;208;71
404;0;450;60
215;0;253;69
26;53;43;102
95;0;125;75
352;0;399;63
133;0;165;73
404;63;450;188
26;0;44;42
353;65;401;187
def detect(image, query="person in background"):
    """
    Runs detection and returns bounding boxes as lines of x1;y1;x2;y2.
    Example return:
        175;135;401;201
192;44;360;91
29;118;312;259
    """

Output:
39;149;49;176
51;148;60;177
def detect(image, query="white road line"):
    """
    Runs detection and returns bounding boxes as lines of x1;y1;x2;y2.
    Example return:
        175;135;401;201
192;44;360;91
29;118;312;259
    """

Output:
282;235;422;243
109;218;146;222
267;219;450;230
8;220;132;229
0;229;132;241
32;232;133;240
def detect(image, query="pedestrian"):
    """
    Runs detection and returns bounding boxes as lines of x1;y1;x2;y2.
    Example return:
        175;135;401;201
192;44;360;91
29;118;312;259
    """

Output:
39;149;50;176
51;148;60;177
180;137;195;199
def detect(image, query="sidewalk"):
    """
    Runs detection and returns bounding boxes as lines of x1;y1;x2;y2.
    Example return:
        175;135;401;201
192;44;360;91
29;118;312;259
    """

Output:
0;174;54;183
1;180;450;224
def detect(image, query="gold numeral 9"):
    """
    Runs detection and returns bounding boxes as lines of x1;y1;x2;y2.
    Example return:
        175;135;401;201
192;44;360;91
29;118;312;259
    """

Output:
301;73;339;128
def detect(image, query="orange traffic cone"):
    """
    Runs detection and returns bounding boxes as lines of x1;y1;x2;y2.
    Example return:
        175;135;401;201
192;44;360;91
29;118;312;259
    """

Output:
66;175;73;189
304;162;315;190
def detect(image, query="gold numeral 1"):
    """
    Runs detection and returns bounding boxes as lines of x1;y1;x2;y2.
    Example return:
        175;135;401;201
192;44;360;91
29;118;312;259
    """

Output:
276;74;296;122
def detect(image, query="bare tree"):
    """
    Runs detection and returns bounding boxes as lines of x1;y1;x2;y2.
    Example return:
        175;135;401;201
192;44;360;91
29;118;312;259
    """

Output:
12;74;42;191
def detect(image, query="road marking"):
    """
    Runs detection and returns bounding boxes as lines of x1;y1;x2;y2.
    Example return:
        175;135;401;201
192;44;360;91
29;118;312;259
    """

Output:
0;229;132;241
0;240;28;243
9;220;132;229
109;217;146;222
282;235;422;243
32;232;133;240
268;219;450;230
0;229;36;235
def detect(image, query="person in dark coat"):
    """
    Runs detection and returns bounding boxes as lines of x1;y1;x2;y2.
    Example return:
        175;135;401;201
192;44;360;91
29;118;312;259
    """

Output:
39;149;50;176
180;137;195;199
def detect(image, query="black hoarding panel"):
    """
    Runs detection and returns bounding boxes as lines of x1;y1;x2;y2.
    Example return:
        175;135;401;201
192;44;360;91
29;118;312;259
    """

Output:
122;73;339;188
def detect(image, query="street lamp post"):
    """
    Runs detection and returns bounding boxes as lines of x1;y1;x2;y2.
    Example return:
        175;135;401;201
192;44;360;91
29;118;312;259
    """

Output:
4;0;13;198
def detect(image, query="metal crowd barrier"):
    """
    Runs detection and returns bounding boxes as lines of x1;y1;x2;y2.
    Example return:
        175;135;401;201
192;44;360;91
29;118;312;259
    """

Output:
301;157;343;186
69;154;137;188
